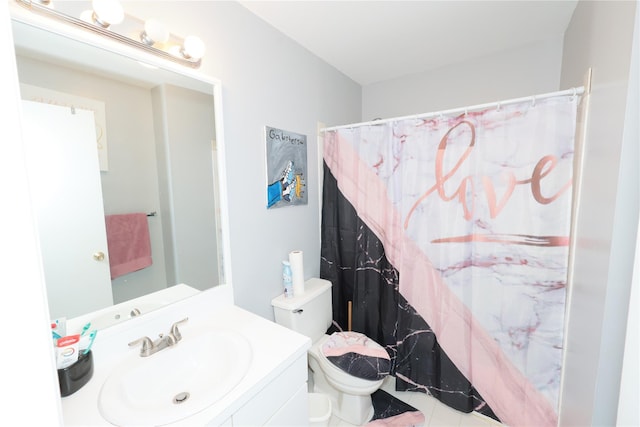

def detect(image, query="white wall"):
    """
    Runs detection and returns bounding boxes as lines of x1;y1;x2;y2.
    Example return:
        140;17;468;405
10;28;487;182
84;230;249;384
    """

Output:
115;1;363;320
362;37;563;120
559;1;639;425
618;218;640;425
616;7;639;423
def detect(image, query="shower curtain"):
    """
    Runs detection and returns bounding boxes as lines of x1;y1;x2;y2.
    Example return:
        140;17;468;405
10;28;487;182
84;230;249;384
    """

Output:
320;94;580;427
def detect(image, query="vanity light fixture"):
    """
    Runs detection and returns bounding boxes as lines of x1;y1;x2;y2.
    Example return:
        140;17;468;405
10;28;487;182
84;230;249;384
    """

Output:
90;0;124;29
14;0;205;69
140;18;169;46
181;35;206;60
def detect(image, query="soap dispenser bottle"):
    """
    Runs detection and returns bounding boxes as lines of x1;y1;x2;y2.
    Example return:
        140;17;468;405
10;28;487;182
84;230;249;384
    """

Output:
282;260;293;298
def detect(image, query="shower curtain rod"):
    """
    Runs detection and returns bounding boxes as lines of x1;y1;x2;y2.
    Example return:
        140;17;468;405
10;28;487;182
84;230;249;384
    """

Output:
320;86;585;133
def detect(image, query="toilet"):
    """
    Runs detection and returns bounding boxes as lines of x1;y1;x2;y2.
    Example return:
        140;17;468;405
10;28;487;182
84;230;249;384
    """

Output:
271;278;390;425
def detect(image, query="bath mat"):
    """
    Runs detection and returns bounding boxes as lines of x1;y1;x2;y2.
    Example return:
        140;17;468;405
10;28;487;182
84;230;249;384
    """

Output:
365;389;425;427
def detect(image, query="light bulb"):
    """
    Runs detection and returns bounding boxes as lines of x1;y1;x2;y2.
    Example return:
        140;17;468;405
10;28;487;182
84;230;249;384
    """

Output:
181;35;205;60
80;10;94;23
91;0;124;28
140;18;169;46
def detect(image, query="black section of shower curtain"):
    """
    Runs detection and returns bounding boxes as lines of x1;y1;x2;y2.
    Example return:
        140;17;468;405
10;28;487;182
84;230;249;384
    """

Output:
320;162;499;422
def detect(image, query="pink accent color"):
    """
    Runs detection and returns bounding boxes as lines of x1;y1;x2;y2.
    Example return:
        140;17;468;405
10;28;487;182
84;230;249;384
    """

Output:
322;332;390;359
324;132;558;427
364;411;425;427
431;233;570;246
105;213;152;279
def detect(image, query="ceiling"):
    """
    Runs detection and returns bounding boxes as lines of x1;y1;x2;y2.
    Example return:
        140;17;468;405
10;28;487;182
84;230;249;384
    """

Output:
238;1;579;86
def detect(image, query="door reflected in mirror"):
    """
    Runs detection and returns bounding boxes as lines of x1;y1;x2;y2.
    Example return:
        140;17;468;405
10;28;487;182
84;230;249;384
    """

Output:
13;20;226;324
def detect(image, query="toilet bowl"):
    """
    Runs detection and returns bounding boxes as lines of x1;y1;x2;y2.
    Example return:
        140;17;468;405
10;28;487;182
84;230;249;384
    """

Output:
271;278;389;426
308;334;385;425
312;335;386;394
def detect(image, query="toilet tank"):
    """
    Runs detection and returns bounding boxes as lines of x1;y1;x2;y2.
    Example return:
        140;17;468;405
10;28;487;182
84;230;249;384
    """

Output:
271;278;332;343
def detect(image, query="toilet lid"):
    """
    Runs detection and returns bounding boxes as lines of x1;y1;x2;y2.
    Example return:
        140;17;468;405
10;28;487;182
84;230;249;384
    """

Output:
321;331;391;381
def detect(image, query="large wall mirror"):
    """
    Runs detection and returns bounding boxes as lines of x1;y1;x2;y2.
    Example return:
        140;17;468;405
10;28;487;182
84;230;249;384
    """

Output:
11;12;229;328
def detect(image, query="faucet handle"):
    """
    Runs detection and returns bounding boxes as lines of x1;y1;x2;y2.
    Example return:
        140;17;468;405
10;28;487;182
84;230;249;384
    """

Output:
128;336;154;356
170;317;189;341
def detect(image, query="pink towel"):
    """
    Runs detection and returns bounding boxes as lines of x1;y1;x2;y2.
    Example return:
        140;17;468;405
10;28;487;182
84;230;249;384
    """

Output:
105;213;152;279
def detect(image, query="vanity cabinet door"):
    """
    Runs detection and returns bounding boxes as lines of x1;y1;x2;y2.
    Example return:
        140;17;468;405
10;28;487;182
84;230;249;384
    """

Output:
22;100;113;319
263;383;308;426
231;354;308;426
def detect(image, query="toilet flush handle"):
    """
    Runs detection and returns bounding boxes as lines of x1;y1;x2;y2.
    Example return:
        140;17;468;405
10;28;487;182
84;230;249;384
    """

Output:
293;309;303;314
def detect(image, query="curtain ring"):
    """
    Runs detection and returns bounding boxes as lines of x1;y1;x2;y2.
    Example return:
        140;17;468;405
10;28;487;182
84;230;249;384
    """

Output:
531;96;536;108
496;102;501;112
571;87;577;101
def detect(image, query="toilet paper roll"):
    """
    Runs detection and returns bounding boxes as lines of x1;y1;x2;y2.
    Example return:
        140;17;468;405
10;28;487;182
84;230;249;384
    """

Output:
289;250;305;296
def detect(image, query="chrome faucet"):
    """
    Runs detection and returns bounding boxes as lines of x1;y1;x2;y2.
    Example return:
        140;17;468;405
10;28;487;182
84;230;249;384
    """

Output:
128;317;189;357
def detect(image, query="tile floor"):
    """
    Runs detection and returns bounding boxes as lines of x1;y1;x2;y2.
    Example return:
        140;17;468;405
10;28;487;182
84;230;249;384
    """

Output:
327;377;503;427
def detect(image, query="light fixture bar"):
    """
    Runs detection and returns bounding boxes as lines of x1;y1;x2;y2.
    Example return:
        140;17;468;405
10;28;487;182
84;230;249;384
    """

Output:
15;0;202;69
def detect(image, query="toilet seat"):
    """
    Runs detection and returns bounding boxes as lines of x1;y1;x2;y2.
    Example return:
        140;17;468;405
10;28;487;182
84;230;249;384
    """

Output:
309;334;386;395
321;331;391;381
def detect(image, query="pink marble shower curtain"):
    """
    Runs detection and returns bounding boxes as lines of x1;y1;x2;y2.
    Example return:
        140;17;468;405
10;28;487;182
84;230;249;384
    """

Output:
322;95;579;426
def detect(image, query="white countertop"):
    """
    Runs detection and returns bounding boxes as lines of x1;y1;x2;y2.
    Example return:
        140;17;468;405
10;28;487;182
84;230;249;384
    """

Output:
60;286;311;426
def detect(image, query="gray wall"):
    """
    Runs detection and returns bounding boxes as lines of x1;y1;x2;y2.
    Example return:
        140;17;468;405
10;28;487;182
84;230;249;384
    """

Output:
151;84;219;292
558;1;639;425
122;1;362;320
362;37;564;120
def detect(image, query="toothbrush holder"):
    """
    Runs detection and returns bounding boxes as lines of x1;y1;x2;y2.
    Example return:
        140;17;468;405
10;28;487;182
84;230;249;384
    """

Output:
57;350;94;397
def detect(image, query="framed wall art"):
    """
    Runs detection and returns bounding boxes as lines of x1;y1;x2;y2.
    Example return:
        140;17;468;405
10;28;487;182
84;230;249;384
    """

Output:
265;126;307;209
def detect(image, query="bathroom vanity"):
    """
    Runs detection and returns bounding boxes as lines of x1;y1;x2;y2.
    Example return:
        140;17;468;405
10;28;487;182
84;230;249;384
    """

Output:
60;286;311;426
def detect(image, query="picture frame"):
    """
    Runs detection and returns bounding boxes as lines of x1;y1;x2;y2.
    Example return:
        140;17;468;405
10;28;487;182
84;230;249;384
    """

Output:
265;126;307;209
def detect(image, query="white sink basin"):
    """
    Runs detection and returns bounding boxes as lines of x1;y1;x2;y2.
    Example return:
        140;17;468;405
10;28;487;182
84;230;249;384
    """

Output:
98;329;252;426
